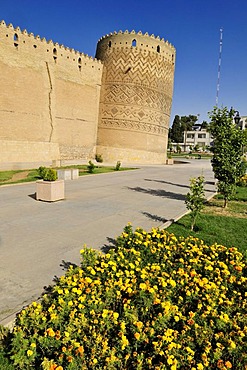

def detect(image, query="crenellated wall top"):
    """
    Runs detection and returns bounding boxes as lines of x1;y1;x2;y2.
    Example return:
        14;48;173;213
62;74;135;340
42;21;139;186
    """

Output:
0;20;102;65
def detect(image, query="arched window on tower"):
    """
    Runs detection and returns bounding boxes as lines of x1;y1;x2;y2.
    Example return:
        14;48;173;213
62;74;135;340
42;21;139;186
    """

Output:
157;45;160;53
132;39;136;47
108;41;111;48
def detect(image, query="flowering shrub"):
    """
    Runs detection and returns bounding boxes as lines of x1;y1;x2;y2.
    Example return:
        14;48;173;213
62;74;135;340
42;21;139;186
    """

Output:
8;226;247;369
237;174;247;187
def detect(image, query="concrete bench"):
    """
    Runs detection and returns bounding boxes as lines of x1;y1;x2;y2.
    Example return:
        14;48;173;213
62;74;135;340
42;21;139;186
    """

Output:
57;168;79;180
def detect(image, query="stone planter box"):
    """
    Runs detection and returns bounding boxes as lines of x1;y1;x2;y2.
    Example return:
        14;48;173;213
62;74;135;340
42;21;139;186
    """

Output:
166;158;174;165
57;169;79;180
36;180;65;202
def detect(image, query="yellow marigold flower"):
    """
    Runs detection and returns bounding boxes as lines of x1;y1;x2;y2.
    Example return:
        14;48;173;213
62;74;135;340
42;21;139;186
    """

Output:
167;355;174;365
92;358;98;364
64;331;70;338
121;334;129;349
27;349;33;357
113;312;119;320
46;328;55;337
229;340;236;349
139;282;147;290
120;321;126;331
197;364;204;370
134;332;141;340
30;342;36;348
102;309;108;318
186;347;195;355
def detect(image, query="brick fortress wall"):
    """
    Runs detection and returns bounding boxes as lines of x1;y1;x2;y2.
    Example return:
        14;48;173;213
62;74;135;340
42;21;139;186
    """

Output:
0;22;175;168
0;21;102;168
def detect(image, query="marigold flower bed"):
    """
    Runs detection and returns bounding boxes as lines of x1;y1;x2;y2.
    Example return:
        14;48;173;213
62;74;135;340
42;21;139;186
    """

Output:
8;226;247;369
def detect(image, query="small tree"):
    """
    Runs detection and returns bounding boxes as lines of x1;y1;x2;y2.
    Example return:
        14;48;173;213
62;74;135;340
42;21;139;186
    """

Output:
185;175;205;231
170;115;183;143
194;143;200;152
209;107;247;208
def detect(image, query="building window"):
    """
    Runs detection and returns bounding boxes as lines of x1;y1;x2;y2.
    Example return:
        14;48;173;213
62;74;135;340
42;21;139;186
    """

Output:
132;39;136;47
14;33;18;42
157;45;160;53
187;134;195;139
108;41;111;48
198;134;206;139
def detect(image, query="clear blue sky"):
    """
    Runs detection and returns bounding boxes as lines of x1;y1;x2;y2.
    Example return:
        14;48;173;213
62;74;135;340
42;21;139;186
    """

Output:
1;0;247;124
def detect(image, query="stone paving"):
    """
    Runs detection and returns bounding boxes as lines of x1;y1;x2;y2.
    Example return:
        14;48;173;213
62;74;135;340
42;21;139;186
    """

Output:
0;160;216;325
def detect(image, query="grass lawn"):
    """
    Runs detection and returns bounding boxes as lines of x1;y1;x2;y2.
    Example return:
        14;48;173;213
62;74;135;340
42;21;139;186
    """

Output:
0;170;22;182
167;186;247;255
0;165;137;186
170;152;212;159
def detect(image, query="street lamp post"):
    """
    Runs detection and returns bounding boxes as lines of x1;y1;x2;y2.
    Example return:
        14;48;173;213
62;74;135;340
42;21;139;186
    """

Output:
234;111;241;127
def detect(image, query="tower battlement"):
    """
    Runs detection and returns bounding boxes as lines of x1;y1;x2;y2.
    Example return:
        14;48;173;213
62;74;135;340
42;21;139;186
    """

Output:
97;29;175;64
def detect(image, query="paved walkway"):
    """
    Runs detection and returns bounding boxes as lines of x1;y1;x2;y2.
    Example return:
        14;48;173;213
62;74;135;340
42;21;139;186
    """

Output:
0;159;216;325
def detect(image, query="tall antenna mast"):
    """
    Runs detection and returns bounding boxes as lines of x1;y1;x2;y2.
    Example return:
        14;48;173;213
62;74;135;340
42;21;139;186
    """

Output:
216;28;223;106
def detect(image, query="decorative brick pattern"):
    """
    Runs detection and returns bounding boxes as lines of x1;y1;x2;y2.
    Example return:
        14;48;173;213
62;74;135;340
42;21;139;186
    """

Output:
96;32;175;163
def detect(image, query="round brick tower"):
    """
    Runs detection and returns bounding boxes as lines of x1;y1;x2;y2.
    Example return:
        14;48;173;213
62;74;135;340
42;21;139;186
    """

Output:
95;30;176;164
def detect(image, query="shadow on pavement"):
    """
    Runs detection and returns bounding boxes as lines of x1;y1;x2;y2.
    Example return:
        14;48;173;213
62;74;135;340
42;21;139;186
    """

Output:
144;178;190;189
142;211;168;223
127;186;186;201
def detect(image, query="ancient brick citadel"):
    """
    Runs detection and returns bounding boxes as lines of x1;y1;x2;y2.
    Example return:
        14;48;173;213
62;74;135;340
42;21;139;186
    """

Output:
0;21;176;169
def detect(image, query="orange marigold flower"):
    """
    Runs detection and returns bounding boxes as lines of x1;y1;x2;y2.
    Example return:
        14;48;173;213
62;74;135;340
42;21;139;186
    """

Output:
234;265;242;272
187;319;195;325
217;359;224;368
225;361;232;368
67;356;73;362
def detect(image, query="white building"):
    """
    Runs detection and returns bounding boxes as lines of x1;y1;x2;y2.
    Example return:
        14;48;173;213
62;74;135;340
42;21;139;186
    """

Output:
236;116;247;131
183;129;212;152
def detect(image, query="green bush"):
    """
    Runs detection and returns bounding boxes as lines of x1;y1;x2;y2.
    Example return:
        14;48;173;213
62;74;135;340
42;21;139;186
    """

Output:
37;167;57;181
87;161;95;173
37;166;47;179
95;154;103;163
115;161;121;171
5;226;247;369
43;168;58;182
